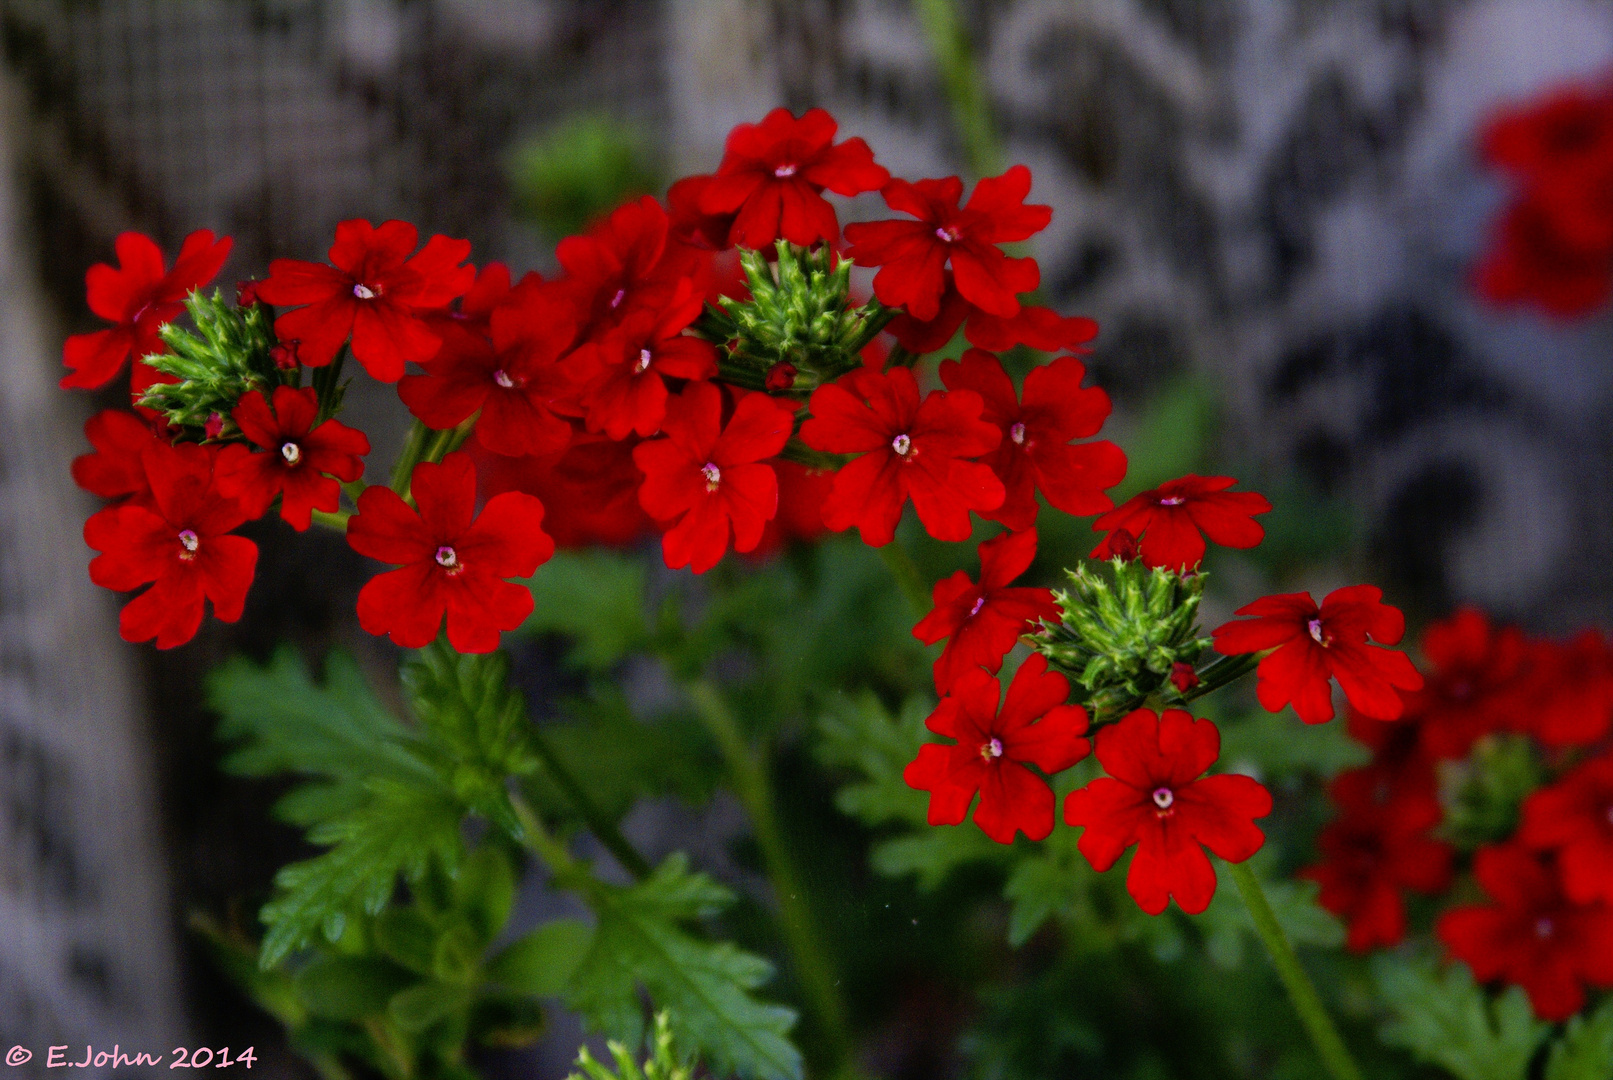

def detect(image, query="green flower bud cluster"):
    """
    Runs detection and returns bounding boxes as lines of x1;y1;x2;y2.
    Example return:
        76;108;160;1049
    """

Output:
1033;558;1212;720
137;289;290;437
568;1010;691;1080
695;241;894;395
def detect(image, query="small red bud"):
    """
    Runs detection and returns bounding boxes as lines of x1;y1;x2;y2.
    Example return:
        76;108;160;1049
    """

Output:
236;280;263;307
269;339;301;371
1108;528;1139;562
1170;662;1199;694
203;412;225;440
765;362;798;392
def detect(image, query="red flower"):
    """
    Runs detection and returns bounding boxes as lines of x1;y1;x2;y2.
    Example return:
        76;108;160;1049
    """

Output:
419;261;516;349
1300;770;1453;952
1091;474;1270;571
751;460;835;557
1528;631;1613;748
632;384;795;572
1211;585;1423;725
256;219;474;381
912;528;1059;693
397;281;582;458
1405;606;1532;759
84;442;257;648
348;452;552;653
1346;704;1440;800
62;230;232;390
1519;756;1613;905
1064;708;1271;915
1482;82;1613;181
667;175;737;252
474;431;651;549
801;367;1004;546
903;654;1090;844
699;108;889;249
554;196;707;339
938;349;1126;529
1169;663;1198;693
578;282;719;439
886;271;1100;355
1473;197;1612;318
215;387;369;531
845;166;1049;322
1437;844;1613;1021
72;409;163;505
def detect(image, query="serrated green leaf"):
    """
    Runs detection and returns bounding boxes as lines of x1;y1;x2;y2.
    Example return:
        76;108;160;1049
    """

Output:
1197;853;1343;969
525;551;650;670
487;919;596;997
567;855;801;1080
1546;997;1613;1080
814;691;933;827
1374;955;1548;1080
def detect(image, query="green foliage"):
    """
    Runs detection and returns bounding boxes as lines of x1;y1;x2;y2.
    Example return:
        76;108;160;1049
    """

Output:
526;551;651;671
569;1011;693;1080
1545;997;1613;1080
1442;735;1542;850
1196;853;1343;969
567;855;802;1080
1373;955;1549;1080
138;288;286;433
1215;708;1369;781
508;113;660;239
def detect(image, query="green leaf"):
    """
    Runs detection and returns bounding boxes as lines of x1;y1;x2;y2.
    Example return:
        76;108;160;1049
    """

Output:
372;908;439;977
1215;708;1368;781
293;955;414;1021
1197;853;1343;969
487;919;596;997
567;855;802;1080
1546;998;1613;1080
1374;955;1549;1080
259;778;464;968
1003;854;1081;948
525;551;650;670
814;691;933;827
389;981;471;1034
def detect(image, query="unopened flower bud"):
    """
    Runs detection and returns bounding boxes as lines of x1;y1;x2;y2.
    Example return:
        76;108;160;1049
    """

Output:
236;280;263;307
765;362;798;391
270;339;301;371
1170;662;1199;693
1108;528;1139;562
203;412;225;439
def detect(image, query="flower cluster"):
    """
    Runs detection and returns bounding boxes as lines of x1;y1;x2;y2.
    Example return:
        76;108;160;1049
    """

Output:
1474;75;1613;317
1303;606;1613;1019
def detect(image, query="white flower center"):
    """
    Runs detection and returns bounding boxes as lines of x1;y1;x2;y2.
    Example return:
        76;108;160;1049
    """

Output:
1009;422;1027;445
1536;917;1555;939
493;369;515;389
892;433;912;456
177;529;199;558
980;738;1003;761
280;441;302;465
435;545;459;569
1152;787;1174;810
1308;618;1328;646
702;462;721;491
635;348;653;374
609;288;626;309
353;283;377;300
934;225;963;243
968;595;986;617
774;163;798;178
1158;495;1186;506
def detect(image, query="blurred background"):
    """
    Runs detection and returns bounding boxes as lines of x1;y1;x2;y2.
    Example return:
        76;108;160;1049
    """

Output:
1;0;1612;1075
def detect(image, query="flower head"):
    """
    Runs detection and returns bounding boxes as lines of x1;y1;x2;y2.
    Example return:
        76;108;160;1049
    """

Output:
577;281;719;439
256;219;474;381
801;367;1004;546
1404;606;1532;759
1064;708;1272;914
699;108;889;249
475;432;651;549
886;270;1099;355
938;349;1126;530
216;387;370;531
62;230;232;389
1437;844;1613;1021
1212;585;1423;725
903;654;1090;844
1519;756;1613;905
84;442;257;648
554;196;707;339
1091;474;1270;571
72;409;163;506
348;452;552;653
633;383;795;572
913;528;1059;693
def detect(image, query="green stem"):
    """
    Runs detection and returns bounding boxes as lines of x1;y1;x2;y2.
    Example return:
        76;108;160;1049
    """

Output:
1225;860;1364;1080
885;345;920;369
878;541;931;617
523;727;652;881
914;0;1003;179
777;437;848;472
1180;651;1264;705
390;420;432;497
340;479;368;508
685;678;854;1074
507;786;593;894
309;508;351;532
311;345;348;424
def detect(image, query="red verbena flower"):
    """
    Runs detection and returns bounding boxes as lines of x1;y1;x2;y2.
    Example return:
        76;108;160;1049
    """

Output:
417;261;516;352
886;271;1100;355
554;196;707;339
1211;585;1423;724
256;219;474;381
699;108;889;249
1482;83;1613;181
938;349;1126;530
1346;703;1440;800
1519;756;1613;905
1527;630;1613;748
578;282;719;439
632;383;795;573
1064;707;1271;915
1091;474;1270;571
751;460;835;557
73;409;163;505
1473;197;1613;317
1170;662;1199;693
216;387;370;531
1405;606;1532;759
667;175;737;252
912;528;1058;693
1300;769;1453;952
62;229;232;390
1437;843;1613;1021
474;431;651;549
801;367;1004;546
84;442;257;648
844;165;1050;322
397;280;582;458
903;654;1090;844
348;452;552;653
